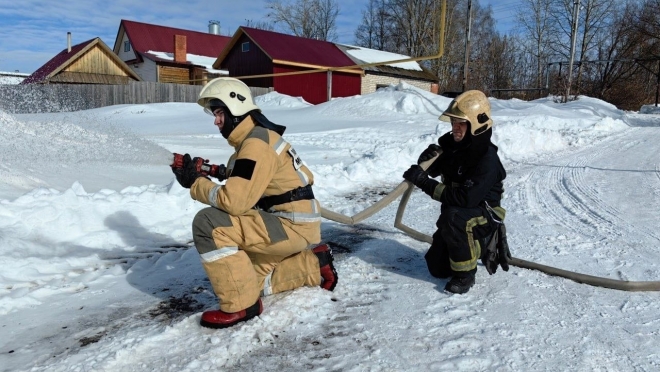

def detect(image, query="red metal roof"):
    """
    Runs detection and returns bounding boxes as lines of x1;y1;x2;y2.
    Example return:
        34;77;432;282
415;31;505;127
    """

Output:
118;19;231;58
241;27;357;68
22;38;96;84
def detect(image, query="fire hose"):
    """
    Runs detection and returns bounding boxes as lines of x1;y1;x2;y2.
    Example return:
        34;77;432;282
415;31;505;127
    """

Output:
320;155;660;292
172;152;660;291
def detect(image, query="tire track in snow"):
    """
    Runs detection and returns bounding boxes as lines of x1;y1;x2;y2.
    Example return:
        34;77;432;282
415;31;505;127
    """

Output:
515;128;660;243
526;146;615;238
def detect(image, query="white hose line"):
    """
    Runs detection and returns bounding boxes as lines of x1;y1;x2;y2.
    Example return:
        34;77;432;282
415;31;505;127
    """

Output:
320;155;660;291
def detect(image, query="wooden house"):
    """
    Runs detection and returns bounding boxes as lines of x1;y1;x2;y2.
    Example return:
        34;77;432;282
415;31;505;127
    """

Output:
213;27;362;104
22;36;140;84
114;19;231;85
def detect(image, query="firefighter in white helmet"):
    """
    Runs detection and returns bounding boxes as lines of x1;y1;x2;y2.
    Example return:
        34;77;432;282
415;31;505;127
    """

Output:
403;90;510;294
171;77;337;328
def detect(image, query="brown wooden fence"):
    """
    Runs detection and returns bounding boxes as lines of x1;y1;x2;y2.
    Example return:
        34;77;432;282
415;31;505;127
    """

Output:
0;82;273;114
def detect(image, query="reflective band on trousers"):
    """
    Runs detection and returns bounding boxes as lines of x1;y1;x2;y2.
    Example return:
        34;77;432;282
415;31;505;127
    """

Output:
450;215;489;272
200;246;239;263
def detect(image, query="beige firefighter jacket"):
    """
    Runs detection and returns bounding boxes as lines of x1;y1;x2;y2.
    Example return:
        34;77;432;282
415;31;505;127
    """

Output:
190;116;321;244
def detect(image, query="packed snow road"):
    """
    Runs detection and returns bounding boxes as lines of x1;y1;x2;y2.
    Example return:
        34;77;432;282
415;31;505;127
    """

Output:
506;121;660;282
2;101;660;371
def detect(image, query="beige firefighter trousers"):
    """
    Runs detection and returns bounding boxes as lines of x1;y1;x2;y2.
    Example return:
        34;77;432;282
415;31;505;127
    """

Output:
192;207;322;313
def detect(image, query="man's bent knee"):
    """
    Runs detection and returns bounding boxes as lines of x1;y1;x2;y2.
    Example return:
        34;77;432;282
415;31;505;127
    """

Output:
192;207;233;255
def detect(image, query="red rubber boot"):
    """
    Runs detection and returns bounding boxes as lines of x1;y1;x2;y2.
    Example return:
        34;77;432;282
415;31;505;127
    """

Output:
312;244;338;291
200;299;263;329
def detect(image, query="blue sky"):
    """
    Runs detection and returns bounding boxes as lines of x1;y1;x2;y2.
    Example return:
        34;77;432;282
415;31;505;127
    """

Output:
482;0;519;35
0;0;518;74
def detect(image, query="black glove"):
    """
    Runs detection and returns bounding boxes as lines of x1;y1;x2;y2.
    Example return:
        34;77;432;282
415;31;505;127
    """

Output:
403;165;439;197
213;164;227;181
418;144;441;164
497;223;512;271
171;154;204;188
481;223;512;275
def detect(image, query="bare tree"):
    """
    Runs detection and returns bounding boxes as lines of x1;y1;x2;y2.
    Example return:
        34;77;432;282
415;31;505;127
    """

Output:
516;0;555;90
354;0;390;50
244;20;275;31
463;2;498;92
434;0;469;91
434;0;502;92
315;0;340;41
383;0;438;58
266;0;339;41
576;0;617;92
636;0;660;57
549;0;617;95
592;1;651;108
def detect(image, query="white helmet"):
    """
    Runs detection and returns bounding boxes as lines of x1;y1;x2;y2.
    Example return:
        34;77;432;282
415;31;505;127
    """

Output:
439;90;493;136
197;77;260;117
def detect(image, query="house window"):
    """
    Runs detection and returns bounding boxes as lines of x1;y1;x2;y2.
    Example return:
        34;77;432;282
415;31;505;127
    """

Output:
241;42;250;52
124;41;131;52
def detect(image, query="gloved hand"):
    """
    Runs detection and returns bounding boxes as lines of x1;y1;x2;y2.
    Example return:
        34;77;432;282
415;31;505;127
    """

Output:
171;154;204;188
213;164;227;181
481;223;512;275
418;144;441;164
403;165;439;196
497;223;512;271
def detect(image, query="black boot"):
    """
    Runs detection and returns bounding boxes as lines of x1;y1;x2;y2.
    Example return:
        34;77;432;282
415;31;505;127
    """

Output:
444;274;475;294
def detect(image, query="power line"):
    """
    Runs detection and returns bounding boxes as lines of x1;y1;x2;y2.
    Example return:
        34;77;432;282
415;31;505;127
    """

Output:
489;0;521;12
491;4;521;13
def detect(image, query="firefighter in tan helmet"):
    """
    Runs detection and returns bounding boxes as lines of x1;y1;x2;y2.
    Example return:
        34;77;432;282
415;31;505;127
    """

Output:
171;77;338;328
403;90;510;294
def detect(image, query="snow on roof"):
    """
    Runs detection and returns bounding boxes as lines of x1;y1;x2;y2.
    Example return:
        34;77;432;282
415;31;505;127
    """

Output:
0;75;27;85
341;45;422;71
0;71;30;77
145;51;227;74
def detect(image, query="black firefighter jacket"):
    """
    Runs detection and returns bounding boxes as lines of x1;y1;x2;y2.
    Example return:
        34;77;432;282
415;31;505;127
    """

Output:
427;129;506;209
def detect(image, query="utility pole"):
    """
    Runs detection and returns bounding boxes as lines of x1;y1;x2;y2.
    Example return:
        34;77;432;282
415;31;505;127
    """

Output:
656;60;659;107
565;0;581;103
462;0;472;92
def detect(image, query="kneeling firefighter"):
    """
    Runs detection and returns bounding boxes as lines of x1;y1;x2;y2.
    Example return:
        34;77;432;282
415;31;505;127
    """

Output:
171;77;338;328
403;90;511;294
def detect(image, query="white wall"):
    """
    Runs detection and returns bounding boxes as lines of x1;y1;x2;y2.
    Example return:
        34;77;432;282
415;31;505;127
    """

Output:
117;33;137;62
361;74;431;95
131;58;158;82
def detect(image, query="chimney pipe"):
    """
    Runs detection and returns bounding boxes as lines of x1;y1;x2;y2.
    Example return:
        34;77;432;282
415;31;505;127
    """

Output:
174;35;187;63
208;21;220;35
67;32;71;52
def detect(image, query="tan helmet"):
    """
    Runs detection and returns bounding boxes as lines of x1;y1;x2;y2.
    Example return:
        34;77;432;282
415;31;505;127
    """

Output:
197;77;260;116
439;90;493;136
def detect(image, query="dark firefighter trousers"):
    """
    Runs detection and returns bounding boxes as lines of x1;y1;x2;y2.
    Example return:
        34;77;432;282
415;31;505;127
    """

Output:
424;205;499;278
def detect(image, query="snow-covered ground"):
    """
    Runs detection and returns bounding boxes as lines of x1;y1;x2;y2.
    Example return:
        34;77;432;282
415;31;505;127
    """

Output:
1;83;659;371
